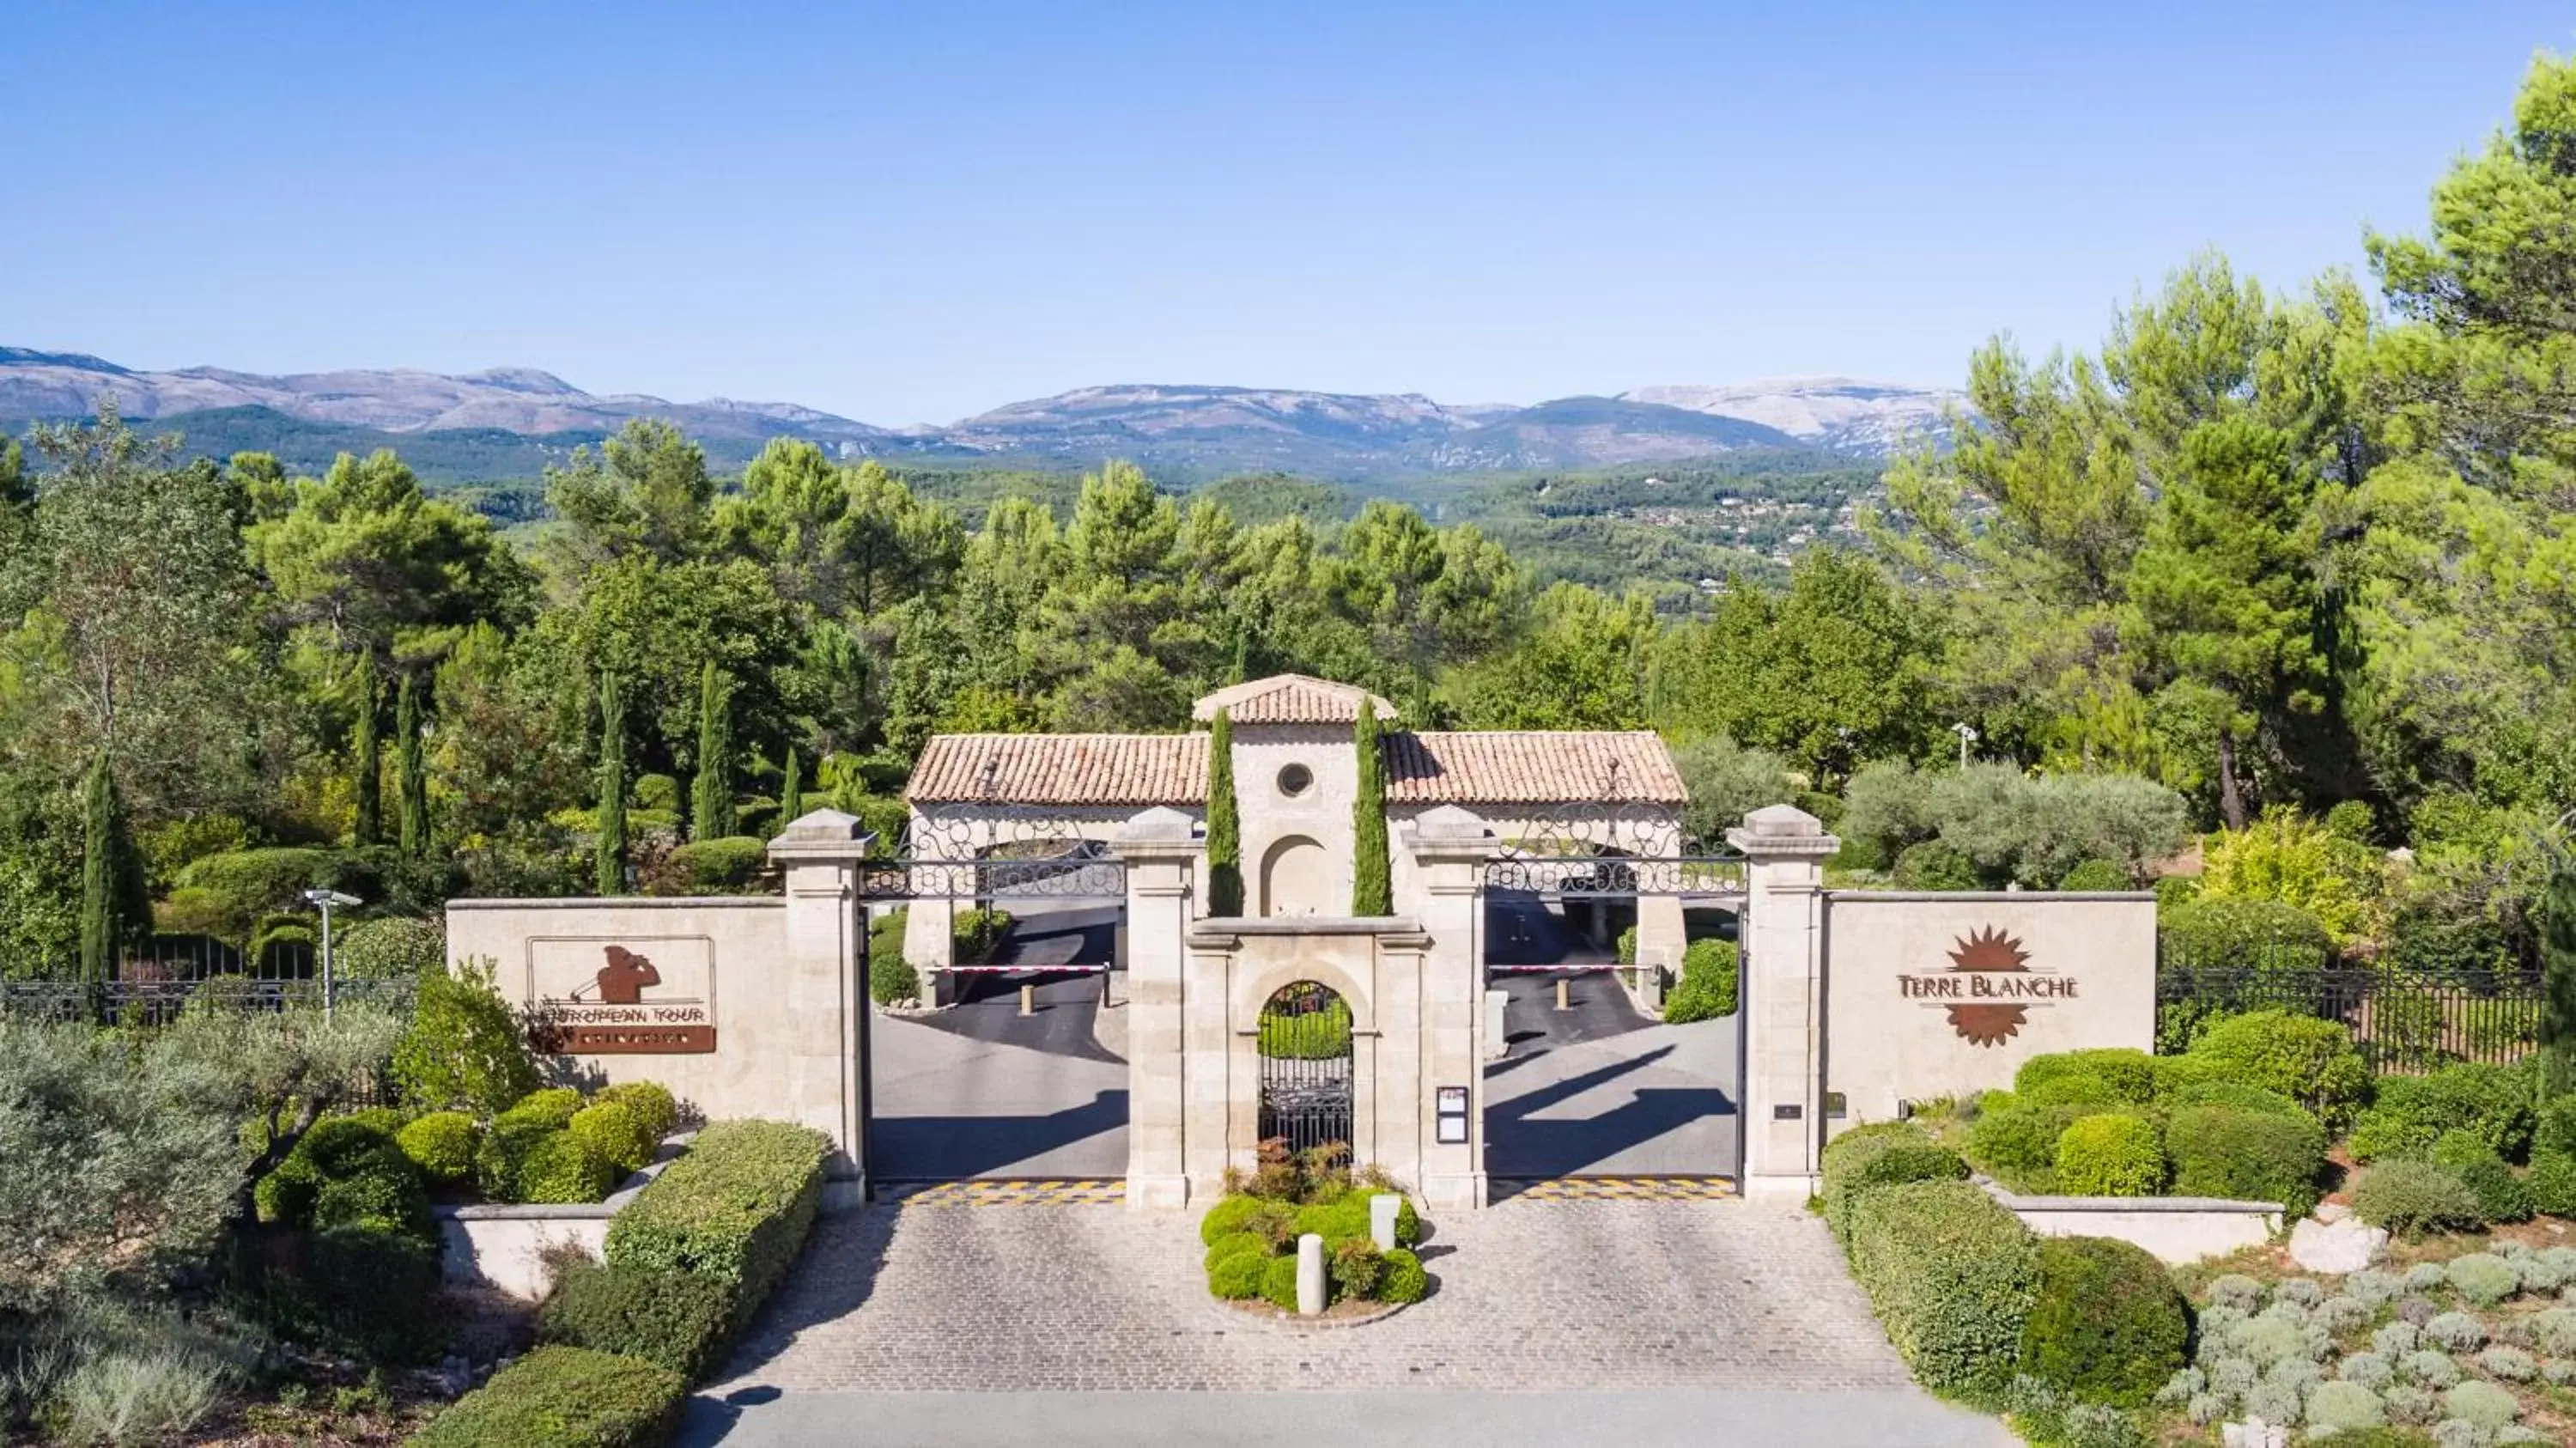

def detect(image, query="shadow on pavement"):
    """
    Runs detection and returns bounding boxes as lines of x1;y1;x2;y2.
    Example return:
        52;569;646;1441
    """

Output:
1484;1045;1738;1177
908;970;1124;1064
679;1210;900;1445
871;1088;1128;1181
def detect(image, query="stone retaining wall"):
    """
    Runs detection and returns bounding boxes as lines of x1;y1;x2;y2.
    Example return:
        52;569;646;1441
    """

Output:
1981;1179;2282;1264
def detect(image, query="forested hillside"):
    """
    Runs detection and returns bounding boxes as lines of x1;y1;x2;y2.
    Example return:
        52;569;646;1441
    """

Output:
5;52;2574;990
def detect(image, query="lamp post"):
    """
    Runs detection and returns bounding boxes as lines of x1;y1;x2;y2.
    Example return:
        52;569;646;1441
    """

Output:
1952;721;1979;769
301;888;362;1020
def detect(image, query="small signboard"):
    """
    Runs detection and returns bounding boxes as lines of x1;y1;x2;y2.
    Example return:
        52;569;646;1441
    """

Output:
1436;1084;1469;1144
523;936;718;1055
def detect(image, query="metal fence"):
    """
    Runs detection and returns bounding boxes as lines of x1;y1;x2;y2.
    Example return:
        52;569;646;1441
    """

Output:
0;975;418;1025
2155;954;2546;1071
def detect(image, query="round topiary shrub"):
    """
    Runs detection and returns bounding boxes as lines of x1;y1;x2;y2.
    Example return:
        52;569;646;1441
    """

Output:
2185;1007;2372;1132
473;1115;555;1202
2166;1103;2328;1218
2304;1378;2387;1433
1260;1254;1301;1312
2354;1162;2486;1238
1208;1250;1266;1300
1200;1195;1264;1245
1204;1232;1269;1273
569;1100;658;1178
2454;1159;2535;1225
1379;1247;1428;1304
518;1130;615;1205
394;1110;479;1184
335;916;447;979
1969;1104;2076;1191
2445;1254;2521;1308
2054;1114;2166;1196
594;1081;678;1143
2017;1235;2189;1406
2017;1049;2160;1105
502;1086;585;1129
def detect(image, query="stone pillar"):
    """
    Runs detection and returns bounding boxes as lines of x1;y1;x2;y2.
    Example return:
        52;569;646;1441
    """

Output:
1726;804;1839;1204
1404;805;1494;1213
1121;806;1201;1209
766;809;876;1208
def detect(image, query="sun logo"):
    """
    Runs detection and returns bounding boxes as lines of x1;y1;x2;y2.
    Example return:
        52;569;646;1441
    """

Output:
1945;925;2032;1047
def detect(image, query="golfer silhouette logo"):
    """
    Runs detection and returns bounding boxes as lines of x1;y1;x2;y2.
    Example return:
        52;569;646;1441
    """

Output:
581;946;661;1006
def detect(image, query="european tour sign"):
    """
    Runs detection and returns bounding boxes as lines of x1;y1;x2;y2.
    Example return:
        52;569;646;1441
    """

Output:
522;935;718;1054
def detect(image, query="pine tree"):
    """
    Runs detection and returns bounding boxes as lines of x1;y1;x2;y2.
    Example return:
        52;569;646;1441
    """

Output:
692;660;735;840
352;653;382;847
397;671;429;857
1206;709;1244;916
1352;700;1391;915
779;745;804;831
2542;861;2576;1101
596;671;628;896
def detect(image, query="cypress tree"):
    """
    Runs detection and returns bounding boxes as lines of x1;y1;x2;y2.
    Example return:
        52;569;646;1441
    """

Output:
1206;708;1244;916
692;660;735;840
78;751;132;989
352;653;382;846
1352;699;1391;915
397;671;429;857
2543;861;2576;1101
596;670;628;896
779;745;804;830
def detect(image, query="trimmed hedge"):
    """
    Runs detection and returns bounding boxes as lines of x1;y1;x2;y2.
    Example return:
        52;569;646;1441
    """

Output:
2184;1008;2372;1132
2016;1235;2189;1407
538;1260;736;1383
657;836;769;895
1820;1123;1968;1238
2053;1115;2164;1197
1844;1178;2041;1399
520;1131;617;1205
572;1100;659;1177
598;1081;679;1144
1661;938;1740;1024
2014;1049;2157;1106
2349;1062;2537;1165
405;1345;683;1448
2351;1160;2485;1238
1968;1103;2079;1193
2164;1103;2326;1218
258;1113;434;1240
605;1120;831;1323
396;1111;480;1184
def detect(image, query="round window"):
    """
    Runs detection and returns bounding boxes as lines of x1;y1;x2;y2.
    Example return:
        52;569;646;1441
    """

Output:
1277;763;1314;798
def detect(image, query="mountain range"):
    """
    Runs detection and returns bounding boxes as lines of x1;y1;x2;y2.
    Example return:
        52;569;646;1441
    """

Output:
0;346;1959;481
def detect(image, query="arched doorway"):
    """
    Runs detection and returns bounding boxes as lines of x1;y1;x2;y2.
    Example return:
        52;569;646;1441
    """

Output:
1256;981;1353;1153
1259;835;1329;917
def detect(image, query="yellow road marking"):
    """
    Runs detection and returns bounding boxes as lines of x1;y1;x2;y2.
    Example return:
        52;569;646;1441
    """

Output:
878;1178;1126;1206
1494;1176;1736;1201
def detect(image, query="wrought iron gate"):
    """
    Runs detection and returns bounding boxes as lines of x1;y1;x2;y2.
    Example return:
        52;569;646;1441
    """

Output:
1257;981;1353;1154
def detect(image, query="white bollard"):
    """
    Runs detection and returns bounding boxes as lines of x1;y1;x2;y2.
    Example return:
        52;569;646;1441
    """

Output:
1370;1194;1400;1252
1296;1232;1326;1316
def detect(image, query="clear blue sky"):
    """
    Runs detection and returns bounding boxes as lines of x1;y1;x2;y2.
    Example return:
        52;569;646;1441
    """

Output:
3;2;2567;425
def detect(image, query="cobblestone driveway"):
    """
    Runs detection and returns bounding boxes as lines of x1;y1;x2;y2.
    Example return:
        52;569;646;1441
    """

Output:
714;1196;1911;1395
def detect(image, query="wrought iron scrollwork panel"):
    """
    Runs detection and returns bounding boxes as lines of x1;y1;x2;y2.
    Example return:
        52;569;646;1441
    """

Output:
858;856;1128;901
1479;855;1747;897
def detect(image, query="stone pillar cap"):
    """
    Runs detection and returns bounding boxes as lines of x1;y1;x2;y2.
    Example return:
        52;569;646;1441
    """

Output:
1725;802;1839;857
1402;803;1497;856
767;808;873;861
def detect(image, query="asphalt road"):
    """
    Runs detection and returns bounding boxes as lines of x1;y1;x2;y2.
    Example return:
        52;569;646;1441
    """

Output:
1483;970;1739;1179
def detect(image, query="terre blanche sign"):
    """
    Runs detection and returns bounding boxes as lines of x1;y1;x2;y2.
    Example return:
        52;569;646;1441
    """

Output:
1894;925;2072;1047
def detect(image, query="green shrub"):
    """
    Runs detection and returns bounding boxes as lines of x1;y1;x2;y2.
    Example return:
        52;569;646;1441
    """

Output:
2019;1049;2158;1105
2534;1096;2576;1160
1614;925;1638;964
1328;1238;1384;1300
2054;1116;2165;1197
1203;1232;1269;1272
2529;1153;2576;1216
393;958;541;1116
2017;1236;2189;1407
1347;1187;1421;1247
1378;1247;1428;1304
336;916;446;979
867;908;918;1006
1661;938;1739;1023
519;1131;616;1205
596;1081;679;1145
2166;1079;2312;1121
605;1119;830;1324
2184;1008;2372;1131
2165;1104;2328;1218
2352;1160;2486;1238
2440;1378;2519;1430
1208;1250;1267;1300
1820;1123;1968;1237
395;1111;480;1184
571;1101;659;1178
1894;840;1983;890
1844;1177;2041;1398
1971;1104;2079;1192
656;836;769;895
2372;1062;2537;1163
1260;1254;1301;1312
2348;1112;2439;1165
1292;1197;1370;1244
2056;858;2133;892
258;1114;432;1239
503;1087;586;1129
538;1259;736;1382
2021;1072;2118;1110
473;1114;556;1202
408;1345;683;1448
234;1221;446;1364
2159;896;2336;971
2453;1159;2534;1224
1200;1194;1265;1245
2304;1380;2390;1434
173;847;335;942
951;907;1016;964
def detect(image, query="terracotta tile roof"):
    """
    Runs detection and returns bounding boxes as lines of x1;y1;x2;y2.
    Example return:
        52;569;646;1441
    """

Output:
1385;731;1686;805
906;727;1686;806
904;733;1206;806
1192;673;1397;725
